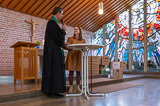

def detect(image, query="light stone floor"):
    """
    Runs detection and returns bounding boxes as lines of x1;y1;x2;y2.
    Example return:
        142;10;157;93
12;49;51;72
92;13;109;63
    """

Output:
0;74;146;96
1;79;160;106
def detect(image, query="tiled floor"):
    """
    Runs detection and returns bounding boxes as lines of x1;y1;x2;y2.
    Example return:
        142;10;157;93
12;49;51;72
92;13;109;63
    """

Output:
0;74;146;96
1;79;160;106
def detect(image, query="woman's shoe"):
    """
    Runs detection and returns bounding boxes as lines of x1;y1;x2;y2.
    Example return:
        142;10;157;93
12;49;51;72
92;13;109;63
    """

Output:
76;85;82;93
68;85;73;93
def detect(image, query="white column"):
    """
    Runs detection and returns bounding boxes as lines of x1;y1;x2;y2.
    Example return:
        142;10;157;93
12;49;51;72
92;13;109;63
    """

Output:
103;25;105;56
144;0;147;72
129;7;132;72
115;16;118;61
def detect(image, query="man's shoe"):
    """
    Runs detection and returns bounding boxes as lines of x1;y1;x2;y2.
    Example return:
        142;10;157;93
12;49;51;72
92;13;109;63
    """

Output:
48;93;64;98
48;93;56;98
55;93;64;97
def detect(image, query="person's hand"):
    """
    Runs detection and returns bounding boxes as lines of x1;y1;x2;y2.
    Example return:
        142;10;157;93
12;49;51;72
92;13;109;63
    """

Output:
62;24;66;30
65;42;69;47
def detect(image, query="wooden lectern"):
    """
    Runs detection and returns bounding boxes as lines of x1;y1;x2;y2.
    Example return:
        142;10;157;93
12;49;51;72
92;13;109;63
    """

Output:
10;41;40;86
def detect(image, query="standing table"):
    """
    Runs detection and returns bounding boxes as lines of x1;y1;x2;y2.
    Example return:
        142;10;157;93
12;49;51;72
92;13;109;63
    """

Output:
66;44;104;99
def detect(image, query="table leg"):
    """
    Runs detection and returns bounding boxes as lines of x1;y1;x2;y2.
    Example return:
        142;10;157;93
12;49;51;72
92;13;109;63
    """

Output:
86;53;104;97
84;52;89;99
66;47;104;99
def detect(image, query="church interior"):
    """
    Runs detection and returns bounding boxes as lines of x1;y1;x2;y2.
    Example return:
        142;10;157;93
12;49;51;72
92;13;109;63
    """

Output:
0;0;160;105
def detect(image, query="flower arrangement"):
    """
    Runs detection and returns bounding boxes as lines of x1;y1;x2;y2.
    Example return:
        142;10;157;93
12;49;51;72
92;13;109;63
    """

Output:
35;40;41;44
35;40;42;49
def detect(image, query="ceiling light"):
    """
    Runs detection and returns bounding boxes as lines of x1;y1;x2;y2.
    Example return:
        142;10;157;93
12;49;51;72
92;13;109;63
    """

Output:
98;1;103;14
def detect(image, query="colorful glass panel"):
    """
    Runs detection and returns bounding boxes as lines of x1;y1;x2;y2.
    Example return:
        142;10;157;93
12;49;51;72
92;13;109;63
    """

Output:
147;0;160;71
93;0;160;72
93;27;103;56
118;10;129;64
105;19;115;61
131;0;144;71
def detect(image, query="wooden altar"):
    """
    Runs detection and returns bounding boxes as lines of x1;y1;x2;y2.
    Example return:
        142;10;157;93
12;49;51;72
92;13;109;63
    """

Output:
10;41;39;86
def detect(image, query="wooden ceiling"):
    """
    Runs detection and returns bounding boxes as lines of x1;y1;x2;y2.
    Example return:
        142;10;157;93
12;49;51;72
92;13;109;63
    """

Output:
0;0;139;32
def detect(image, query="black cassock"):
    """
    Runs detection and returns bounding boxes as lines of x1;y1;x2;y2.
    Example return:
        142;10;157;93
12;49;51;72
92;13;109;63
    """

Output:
41;19;66;94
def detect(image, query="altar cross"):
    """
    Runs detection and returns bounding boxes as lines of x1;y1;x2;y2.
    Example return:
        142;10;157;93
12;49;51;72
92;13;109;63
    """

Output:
25;19;39;42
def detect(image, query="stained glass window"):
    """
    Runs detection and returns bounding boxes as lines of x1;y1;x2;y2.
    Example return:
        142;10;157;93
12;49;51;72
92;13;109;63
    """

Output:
93;27;103;56
105;19;115;61
93;0;160;72
118;10;129;64
93;19;116;60
147;0;160;71
131;0;144;71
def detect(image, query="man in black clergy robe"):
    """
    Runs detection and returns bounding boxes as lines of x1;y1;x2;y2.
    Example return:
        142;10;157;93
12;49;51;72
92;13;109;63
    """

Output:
41;7;67;98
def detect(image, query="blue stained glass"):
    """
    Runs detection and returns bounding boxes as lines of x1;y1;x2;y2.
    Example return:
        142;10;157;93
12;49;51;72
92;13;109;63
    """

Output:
147;0;160;71
118;9;129;64
93;0;160;72
93;27;103;56
131;0;144;71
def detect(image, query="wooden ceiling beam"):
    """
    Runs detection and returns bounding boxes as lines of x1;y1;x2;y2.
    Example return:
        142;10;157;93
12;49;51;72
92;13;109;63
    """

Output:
63;0;90;23
14;0;28;11
58;0;72;10
26;0;44;14
62;0;78;13
32;0;51;16
71;0;111;28
68;0;101;26
91;14;123;31
45;0;78;19
91;0;137;31
85;0;137;31
6;0;12;7
64;0;94;24
0;0;11;7
61;0;83;22
37;0;59;17
91;0;138;31
42;0;66;18
85;0;134;31
48;0;82;20
0;0;140;32
7;0;20;9
81;0;121;30
21;0;37;13
0;0;4;5
91;15;115;32
91;0;139;31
